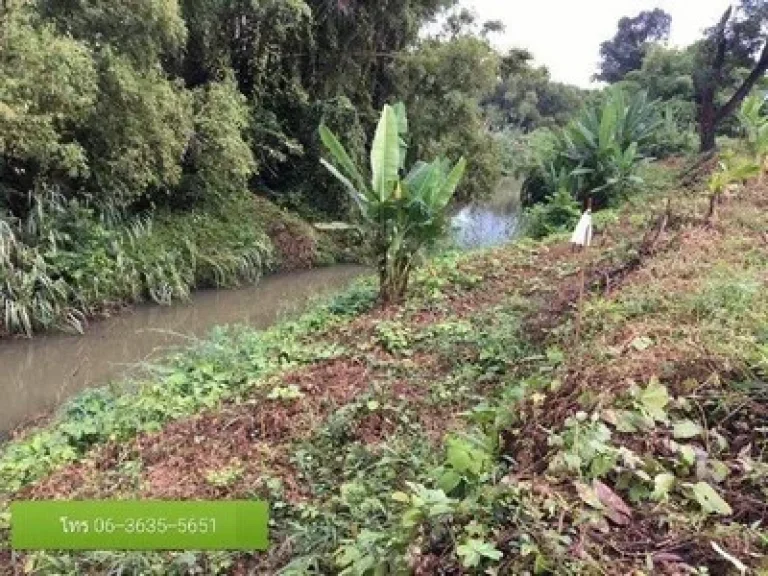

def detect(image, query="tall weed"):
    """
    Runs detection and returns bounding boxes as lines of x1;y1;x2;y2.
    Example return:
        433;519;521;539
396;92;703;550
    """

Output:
0;193;274;336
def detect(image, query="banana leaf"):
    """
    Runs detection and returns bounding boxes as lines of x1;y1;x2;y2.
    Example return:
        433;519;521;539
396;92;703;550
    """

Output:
370;105;401;202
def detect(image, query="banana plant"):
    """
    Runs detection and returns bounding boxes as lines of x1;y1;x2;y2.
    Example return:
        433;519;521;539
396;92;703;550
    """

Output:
319;103;466;303
555;88;659;207
706;153;760;220
737;93;768;182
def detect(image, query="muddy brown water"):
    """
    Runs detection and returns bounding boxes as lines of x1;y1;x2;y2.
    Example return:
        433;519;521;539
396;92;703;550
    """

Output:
0;265;368;438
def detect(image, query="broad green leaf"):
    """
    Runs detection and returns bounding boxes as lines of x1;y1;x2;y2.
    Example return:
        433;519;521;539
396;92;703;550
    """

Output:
446;436;489;477
637;378;669;421
680;445;696;466
692;482;732;515
602;409;641;432
435;157;467;209
405;160;439;200
447;439;475;475
370;104;401;201
651;473;675;501
319;125;368;195
457;539;503;568
599;103;617;147
673;420;703;440
437;469;462;494
573;120;596;149
401;508;422;528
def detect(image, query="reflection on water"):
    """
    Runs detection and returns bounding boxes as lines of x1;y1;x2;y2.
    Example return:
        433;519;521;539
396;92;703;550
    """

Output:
452;206;521;249
0;265;367;436
451;176;523;249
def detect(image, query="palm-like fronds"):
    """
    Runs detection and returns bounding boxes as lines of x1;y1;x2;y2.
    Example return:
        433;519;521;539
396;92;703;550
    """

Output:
551;88;659;206
320;103;466;303
737;92;768;179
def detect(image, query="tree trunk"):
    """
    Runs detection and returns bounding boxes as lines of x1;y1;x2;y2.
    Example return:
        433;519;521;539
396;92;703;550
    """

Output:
715;41;768;125
378;257;410;305
699;105;718;153
696;8;768;152
706;193;718;222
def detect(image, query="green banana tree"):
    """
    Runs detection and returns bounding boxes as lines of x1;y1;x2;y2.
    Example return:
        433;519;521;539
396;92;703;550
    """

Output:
319;103;467;304
737;93;768;182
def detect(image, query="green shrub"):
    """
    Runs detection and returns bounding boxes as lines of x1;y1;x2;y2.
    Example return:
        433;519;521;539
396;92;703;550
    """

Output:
645;102;697;159
524;186;582;240
178;75;257;207
736;92;768;180
0;192;274;336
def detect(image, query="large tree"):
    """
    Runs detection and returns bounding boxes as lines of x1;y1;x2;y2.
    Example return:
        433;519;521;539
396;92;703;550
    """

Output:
3;0;508;219
484;48;584;132
0;9;98;213
395;32;502;204
596;9;672;83
695;0;768;152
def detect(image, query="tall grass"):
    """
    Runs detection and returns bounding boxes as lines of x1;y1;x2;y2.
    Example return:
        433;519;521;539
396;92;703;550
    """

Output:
0;193;274;336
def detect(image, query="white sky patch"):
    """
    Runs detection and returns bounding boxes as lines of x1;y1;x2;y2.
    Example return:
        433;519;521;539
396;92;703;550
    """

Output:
467;0;734;87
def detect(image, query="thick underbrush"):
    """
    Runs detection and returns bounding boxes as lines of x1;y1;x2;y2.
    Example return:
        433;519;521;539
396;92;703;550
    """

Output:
0;194;362;338
0;164;766;574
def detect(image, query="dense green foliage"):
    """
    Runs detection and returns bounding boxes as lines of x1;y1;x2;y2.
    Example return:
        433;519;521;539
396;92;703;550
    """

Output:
596;1;768;151
521;89;659;209
2;154;767;573
736;92;768;176
484;49;586;133
523;186;581;239
395;35;500;205
4;0;483;217
595;8;672;83
4;4;768;574
0;192;272;335
321;103;466;303
0;0;546;336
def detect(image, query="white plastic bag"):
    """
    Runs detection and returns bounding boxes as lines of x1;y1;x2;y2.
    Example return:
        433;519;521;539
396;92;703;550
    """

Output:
570;210;593;247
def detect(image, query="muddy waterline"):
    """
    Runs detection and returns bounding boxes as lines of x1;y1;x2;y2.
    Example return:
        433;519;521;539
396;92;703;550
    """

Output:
1;184;524;438
0;265;367;437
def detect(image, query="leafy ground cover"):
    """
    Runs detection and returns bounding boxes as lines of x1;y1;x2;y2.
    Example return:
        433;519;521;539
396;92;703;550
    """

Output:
0;193;362;338
0;163;766;574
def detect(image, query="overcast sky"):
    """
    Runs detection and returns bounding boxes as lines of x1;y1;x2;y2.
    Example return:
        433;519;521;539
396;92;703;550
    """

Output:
467;0;734;87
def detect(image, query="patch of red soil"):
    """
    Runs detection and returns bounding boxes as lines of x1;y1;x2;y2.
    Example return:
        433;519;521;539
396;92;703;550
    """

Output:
0;549;15;576
353;412;398;444
419;405;463;445
585;510;761;575
23;358;374;503
19;442;142;500
390;378;429;401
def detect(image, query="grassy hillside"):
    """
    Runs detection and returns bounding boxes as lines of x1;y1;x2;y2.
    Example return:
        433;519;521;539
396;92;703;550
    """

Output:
1;163;766;574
